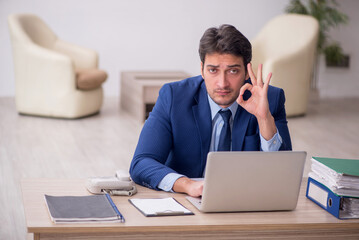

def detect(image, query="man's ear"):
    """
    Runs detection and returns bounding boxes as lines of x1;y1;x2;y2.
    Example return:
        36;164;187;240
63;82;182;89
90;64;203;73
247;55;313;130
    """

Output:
245;71;249;80
245;62;250;80
200;62;204;79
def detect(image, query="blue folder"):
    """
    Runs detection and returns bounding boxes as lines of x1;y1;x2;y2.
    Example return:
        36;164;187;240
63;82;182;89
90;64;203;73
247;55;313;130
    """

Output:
306;177;359;219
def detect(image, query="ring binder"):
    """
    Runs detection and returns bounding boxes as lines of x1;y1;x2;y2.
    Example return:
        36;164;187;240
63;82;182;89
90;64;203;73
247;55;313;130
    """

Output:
306;177;359;219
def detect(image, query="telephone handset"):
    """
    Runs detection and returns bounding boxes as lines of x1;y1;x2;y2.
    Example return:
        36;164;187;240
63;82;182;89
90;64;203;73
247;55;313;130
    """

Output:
86;170;137;196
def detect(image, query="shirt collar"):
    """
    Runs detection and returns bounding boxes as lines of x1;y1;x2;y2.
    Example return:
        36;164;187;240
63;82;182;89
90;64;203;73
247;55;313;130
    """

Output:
207;94;238;120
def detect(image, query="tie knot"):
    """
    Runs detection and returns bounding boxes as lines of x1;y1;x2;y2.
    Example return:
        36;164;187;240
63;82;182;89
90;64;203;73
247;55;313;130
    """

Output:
219;110;232;123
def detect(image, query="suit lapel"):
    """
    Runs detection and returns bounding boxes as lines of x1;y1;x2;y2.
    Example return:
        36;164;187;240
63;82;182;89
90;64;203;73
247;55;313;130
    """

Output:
192;82;212;175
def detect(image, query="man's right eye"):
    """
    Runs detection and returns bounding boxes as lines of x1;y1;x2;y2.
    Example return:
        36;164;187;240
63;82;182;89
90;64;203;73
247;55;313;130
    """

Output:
208;69;217;73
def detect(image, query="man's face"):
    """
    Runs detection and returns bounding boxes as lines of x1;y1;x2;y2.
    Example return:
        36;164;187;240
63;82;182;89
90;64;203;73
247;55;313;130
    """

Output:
201;53;249;108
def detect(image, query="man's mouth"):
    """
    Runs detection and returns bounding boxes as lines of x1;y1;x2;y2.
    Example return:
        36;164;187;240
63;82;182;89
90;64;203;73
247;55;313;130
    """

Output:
215;90;231;96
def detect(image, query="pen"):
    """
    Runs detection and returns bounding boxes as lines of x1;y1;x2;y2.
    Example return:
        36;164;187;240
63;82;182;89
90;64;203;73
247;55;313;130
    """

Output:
105;193;125;222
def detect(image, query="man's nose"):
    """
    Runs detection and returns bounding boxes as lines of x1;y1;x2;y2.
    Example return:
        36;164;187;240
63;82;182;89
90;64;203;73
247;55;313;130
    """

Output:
217;72;229;88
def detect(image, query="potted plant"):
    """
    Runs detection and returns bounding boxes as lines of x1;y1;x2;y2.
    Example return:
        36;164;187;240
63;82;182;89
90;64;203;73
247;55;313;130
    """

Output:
323;42;350;67
285;0;349;84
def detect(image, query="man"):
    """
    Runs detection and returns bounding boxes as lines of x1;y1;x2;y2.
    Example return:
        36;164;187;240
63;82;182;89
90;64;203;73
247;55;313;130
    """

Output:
130;24;291;197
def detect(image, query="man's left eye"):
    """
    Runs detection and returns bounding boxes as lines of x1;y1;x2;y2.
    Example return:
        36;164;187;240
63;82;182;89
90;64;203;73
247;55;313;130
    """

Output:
230;69;238;74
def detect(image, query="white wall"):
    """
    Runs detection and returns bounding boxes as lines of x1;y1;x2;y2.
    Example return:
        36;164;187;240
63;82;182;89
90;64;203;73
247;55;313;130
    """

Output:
1;0;358;98
317;0;359;98
0;0;289;97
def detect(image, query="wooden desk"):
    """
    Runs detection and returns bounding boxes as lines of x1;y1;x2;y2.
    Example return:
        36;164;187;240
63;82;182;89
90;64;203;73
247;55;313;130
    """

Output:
21;179;359;240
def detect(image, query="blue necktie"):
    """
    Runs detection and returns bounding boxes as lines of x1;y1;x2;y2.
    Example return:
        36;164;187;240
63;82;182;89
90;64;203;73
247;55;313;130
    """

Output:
218;110;232;151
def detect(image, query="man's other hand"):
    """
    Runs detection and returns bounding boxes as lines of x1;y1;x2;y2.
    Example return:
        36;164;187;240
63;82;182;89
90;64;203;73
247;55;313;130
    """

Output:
173;177;204;197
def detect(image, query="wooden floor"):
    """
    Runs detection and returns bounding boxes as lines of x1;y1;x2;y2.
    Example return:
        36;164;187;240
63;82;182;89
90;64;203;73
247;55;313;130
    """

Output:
1;95;359;240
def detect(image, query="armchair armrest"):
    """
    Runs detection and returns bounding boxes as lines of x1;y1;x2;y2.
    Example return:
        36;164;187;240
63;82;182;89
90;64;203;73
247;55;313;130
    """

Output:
54;39;98;69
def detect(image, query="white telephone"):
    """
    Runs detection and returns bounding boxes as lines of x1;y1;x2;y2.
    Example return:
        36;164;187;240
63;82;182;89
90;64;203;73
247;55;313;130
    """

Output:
86;170;137;196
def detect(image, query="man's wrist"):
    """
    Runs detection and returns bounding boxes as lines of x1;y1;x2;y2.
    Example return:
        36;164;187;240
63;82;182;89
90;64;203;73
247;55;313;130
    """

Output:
173;177;203;197
158;173;184;192
173;177;192;194
260;128;282;151
257;114;276;141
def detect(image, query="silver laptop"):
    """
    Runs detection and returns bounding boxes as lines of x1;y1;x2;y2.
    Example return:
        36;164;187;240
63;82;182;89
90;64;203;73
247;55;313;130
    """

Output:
186;151;306;212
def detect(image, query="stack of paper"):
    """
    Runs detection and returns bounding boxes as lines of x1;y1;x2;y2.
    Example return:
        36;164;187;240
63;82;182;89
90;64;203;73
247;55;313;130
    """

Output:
306;156;359;219
308;156;359;197
342;198;359;218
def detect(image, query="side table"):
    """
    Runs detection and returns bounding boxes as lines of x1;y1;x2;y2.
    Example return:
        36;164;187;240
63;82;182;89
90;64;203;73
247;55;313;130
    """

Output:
120;71;190;121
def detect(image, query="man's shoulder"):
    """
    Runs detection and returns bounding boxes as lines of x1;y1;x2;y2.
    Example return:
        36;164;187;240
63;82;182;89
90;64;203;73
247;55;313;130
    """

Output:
161;75;204;96
154;75;205;117
167;75;203;89
268;84;285;103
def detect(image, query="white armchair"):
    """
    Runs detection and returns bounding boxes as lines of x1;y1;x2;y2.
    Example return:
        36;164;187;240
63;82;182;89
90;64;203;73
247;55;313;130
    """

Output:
251;14;319;117
8;14;107;118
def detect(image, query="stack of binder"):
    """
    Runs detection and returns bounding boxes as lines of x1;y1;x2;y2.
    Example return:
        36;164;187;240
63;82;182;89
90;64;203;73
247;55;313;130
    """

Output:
306;156;359;219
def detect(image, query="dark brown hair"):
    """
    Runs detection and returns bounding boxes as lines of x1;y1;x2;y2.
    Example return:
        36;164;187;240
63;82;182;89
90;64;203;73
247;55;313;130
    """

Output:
199;24;252;70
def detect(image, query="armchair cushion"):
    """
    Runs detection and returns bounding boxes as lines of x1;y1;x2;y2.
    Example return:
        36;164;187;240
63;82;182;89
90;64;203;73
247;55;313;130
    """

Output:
76;68;107;90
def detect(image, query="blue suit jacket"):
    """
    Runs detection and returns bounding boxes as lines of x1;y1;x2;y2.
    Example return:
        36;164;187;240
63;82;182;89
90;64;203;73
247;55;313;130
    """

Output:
130;75;292;190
